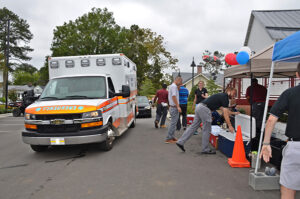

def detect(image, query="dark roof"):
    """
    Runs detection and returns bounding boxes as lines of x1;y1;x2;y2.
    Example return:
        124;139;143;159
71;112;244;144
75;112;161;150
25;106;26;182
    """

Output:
172;72;226;87
244;9;300;45
172;72;196;84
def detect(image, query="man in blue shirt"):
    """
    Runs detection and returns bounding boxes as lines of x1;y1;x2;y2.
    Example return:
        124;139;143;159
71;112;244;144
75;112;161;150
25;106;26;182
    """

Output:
177;85;189;131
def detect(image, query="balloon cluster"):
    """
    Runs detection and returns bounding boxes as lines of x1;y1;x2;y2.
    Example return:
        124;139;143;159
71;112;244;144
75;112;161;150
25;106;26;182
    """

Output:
225;46;251;66
202;55;221;65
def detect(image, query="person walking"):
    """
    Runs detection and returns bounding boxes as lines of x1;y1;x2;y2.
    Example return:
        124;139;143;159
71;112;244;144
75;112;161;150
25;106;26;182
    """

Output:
165;76;182;144
153;83;169;128
261;63;300;199
246;78;267;150
176;85;189;131
176;87;238;154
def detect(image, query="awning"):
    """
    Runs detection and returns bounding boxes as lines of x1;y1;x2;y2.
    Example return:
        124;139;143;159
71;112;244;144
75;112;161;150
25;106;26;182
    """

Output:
224;45;299;78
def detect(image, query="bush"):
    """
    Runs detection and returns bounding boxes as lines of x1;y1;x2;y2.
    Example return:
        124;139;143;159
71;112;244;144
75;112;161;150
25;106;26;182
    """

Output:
0;97;5;103
187;101;194;114
8;90;18;102
188;85;197;102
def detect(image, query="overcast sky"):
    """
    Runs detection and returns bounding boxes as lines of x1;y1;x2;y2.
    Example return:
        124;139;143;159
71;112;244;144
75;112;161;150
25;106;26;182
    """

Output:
2;0;300;73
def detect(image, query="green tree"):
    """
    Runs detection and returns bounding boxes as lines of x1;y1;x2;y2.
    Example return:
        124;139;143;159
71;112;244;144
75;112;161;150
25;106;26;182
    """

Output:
8;90;17;102
139;78;156;96
14;63;37;74
0;7;33;100
206;79;219;95
37;56;50;86
13;71;40;85
50;8;177;90
188;85;197;102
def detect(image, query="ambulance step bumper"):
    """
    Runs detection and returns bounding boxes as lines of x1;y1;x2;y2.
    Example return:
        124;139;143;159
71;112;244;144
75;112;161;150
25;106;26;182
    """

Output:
22;126;108;145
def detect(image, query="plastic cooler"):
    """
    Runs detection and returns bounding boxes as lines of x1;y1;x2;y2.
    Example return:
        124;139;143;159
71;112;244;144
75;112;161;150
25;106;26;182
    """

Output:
218;114;255;158
209;125;221;149
187;114;194;125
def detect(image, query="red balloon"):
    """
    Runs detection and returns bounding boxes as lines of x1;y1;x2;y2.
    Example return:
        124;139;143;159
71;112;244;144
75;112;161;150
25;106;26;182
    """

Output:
202;55;210;62
225;53;239;65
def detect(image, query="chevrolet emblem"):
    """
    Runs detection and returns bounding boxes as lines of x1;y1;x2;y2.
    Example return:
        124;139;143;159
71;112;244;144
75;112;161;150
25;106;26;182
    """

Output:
51;119;65;125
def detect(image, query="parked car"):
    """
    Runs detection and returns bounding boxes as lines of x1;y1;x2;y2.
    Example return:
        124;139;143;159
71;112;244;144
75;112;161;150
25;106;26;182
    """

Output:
137;96;152;118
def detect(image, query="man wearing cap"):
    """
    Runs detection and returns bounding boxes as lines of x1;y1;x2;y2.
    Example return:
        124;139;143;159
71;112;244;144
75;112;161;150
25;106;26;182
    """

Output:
176;87;238;154
261;63;300;199
153;83;169;128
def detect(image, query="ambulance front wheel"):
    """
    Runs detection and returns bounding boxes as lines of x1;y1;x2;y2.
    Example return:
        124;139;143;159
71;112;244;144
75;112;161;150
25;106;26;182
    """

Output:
100;123;115;151
130;110;136;128
30;145;48;152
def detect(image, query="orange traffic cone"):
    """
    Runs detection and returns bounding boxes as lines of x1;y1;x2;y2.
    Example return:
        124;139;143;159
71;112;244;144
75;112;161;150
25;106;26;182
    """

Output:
228;125;250;168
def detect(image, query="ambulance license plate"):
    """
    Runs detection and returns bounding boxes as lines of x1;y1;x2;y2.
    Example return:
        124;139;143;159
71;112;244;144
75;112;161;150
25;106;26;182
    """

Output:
50;138;65;145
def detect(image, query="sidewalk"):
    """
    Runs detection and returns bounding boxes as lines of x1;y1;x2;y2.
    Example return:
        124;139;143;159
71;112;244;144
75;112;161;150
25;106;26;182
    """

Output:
0;113;12;118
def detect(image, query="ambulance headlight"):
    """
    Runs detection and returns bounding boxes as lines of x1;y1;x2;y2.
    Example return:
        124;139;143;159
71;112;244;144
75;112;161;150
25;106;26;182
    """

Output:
25;113;36;120
82;111;102;118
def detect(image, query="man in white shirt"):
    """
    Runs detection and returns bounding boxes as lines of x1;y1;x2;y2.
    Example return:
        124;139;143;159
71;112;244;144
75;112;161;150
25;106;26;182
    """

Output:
165;76;182;143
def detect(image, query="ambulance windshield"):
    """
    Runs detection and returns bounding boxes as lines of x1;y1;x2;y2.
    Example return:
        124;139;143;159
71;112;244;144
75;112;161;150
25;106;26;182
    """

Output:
40;76;106;100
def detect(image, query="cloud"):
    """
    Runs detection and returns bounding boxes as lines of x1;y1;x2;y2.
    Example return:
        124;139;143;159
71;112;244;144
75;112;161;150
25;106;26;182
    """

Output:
2;0;300;73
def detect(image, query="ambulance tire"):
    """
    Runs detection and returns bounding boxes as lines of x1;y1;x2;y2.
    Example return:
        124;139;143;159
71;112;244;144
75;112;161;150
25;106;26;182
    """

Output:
30;145;48;152
129;110;136;128
100;123;114;151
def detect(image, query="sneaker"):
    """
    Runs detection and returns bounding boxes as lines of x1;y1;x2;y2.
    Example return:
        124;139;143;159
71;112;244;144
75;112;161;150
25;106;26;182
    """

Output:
160;125;167;128
201;149;216;154
194;131;199;135
165;139;175;144
155;120;158;128
172;138;178;142
176;143;185;152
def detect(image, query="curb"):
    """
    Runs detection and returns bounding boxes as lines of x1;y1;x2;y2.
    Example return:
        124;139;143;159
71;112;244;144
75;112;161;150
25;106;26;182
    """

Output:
0;113;12;118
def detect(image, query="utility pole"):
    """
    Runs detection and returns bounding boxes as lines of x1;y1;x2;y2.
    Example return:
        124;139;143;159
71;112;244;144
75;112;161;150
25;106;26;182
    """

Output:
5;19;10;110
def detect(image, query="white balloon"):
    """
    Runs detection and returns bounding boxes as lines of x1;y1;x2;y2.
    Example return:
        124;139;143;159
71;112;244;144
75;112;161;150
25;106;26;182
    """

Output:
239;46;252;56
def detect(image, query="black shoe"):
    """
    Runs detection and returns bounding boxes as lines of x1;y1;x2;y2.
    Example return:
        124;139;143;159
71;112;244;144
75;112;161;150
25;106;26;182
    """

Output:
176;143;185;152
201;150;216;154
155;120;158;128
183;127;186;130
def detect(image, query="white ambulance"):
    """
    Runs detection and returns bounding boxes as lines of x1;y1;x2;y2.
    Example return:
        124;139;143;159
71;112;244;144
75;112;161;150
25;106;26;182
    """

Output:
22;54;137;152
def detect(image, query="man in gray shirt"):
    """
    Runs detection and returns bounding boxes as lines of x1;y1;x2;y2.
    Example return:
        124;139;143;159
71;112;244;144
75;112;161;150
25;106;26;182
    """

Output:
165;76;182;143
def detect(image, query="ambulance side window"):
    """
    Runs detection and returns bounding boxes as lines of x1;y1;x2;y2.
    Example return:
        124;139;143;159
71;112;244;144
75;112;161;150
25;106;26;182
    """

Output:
107;77;115;98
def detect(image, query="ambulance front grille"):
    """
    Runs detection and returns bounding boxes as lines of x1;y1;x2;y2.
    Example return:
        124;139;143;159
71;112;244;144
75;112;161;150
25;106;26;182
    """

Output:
37;124;81;134
35;114;82;120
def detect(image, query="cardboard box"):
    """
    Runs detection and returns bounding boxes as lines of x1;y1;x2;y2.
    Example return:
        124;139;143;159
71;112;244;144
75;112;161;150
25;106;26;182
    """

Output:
187;114;194;125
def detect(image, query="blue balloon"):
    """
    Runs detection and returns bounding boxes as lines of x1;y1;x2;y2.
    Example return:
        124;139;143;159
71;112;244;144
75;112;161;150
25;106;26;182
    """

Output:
236;51;250;65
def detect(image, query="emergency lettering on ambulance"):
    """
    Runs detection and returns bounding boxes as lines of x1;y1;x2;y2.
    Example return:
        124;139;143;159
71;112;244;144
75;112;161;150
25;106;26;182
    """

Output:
22;54;137;152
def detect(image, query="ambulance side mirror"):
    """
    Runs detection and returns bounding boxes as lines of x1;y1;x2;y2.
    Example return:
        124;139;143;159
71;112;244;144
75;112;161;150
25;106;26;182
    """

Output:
114;85;130;98
121;85;130;98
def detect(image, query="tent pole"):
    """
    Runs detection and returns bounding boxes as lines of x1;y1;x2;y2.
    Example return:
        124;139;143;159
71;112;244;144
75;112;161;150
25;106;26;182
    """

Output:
255;61;275;174
250;72;253;151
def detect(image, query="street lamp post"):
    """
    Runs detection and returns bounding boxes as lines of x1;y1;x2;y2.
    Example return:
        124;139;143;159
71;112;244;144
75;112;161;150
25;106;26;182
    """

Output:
191;57;196;88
